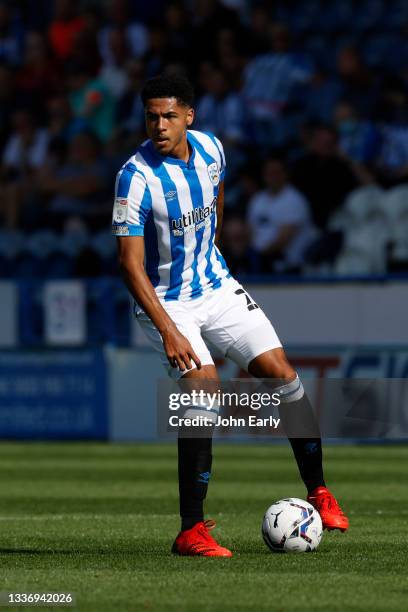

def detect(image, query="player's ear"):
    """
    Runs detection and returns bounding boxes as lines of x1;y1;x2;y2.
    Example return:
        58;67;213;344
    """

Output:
186;107;194;127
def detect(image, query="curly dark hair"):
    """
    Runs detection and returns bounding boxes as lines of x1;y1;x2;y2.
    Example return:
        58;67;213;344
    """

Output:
141;74;194;107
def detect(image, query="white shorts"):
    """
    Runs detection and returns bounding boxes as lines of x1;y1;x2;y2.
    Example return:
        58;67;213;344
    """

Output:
135;278;282;379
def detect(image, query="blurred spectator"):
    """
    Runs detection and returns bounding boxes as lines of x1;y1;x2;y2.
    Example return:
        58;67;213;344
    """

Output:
195;62;247;181
164;1;190;62
0;2;22;65
292;125;359;228
15;31;58;119
48;0;86;61
220;213;260;276
376;124;408;186
69;6;101;75
99;28;130;99
116;58;145;143
224;162;260;213
374;78;408;185
1;108;49;177
144;23;168;78
0;108;49;228
37;131;109;228
0;0;407;279
19;0;54;31
195;65;246;144
191;0;239;67
67;60;115;142
334;101;381;184
247;157;317;273
98;0;148;64
245;6;273;56
0;62;14;150
336;46;381;119
304;68;342;123
243;23;314;146
47;94;87;145
214;27;245;90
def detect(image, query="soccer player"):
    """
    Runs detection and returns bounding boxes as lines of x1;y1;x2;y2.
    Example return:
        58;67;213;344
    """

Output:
113;74;349;557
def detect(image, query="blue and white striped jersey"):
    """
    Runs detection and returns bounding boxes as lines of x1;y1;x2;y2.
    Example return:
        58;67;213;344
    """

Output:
112;130;231;301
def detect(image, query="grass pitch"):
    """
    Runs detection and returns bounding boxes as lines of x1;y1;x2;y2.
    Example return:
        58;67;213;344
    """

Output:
0;442;407;611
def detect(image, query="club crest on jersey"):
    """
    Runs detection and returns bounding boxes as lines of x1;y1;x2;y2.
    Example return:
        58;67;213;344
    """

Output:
207;162;220;186
113;197;128;223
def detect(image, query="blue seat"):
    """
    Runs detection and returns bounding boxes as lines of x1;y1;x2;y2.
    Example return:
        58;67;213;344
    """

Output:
43;253;74;279
362;34;398;69
15;254;44;278
86;278;116;344
18;280;44;345
382;1;408;29
350;0;385;32
114;285;132;346
280;0;321;34
316;3;354;33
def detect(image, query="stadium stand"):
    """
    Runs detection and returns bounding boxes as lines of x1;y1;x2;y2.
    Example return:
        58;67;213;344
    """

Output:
0;0;408;280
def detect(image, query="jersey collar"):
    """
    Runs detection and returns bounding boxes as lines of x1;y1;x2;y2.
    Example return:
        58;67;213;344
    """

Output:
148;133;196;169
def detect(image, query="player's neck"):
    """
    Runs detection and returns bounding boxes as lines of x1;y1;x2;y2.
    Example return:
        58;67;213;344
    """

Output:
167;137;191;163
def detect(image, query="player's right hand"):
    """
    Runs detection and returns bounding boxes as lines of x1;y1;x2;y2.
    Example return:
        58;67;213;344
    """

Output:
161;326;201;372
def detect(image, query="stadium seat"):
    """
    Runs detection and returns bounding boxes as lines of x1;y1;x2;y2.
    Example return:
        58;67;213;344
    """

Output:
59;227;90;257
0;231;25;278
0;229;25;259
18;280;44;345
303;35;337;73
362;34;399;69
91;230;117;260
114;285;132;345
385;189;408;265
16;230;62;278
390;218;408;264
42;253;74;278
26;230;59;259
352;0;385;31
316;2;354;33
336;221;389;274
343;186;386;225
380;185;408;225
383;1;408;29
334;249;374;275
91;230;118;276
327;207;353;233
280;0;321;34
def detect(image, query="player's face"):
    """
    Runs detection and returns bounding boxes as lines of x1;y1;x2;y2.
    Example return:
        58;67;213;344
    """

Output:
145;98;194;157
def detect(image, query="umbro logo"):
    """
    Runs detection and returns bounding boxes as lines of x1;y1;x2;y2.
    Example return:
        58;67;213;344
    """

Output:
164;190;177;201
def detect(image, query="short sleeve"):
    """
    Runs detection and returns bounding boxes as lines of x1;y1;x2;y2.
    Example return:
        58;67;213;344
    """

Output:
213;135;226;182
112;164;152;237
204;131;226;183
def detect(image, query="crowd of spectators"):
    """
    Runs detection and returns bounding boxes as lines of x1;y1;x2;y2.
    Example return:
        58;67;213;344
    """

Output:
1;0;408;277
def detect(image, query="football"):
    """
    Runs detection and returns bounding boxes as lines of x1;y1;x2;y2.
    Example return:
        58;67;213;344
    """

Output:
262;498;323;553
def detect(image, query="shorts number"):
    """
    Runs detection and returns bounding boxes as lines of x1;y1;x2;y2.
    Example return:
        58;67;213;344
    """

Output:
235;288;259;311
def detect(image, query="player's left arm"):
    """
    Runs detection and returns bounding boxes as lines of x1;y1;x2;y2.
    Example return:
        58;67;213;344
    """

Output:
215;180;224;247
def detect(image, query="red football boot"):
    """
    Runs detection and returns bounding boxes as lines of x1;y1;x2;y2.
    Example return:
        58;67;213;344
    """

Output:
171;520;233;557
307;486;349;532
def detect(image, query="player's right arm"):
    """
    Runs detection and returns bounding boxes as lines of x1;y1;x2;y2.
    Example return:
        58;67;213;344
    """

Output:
113;163;201;372
117;235;201;372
